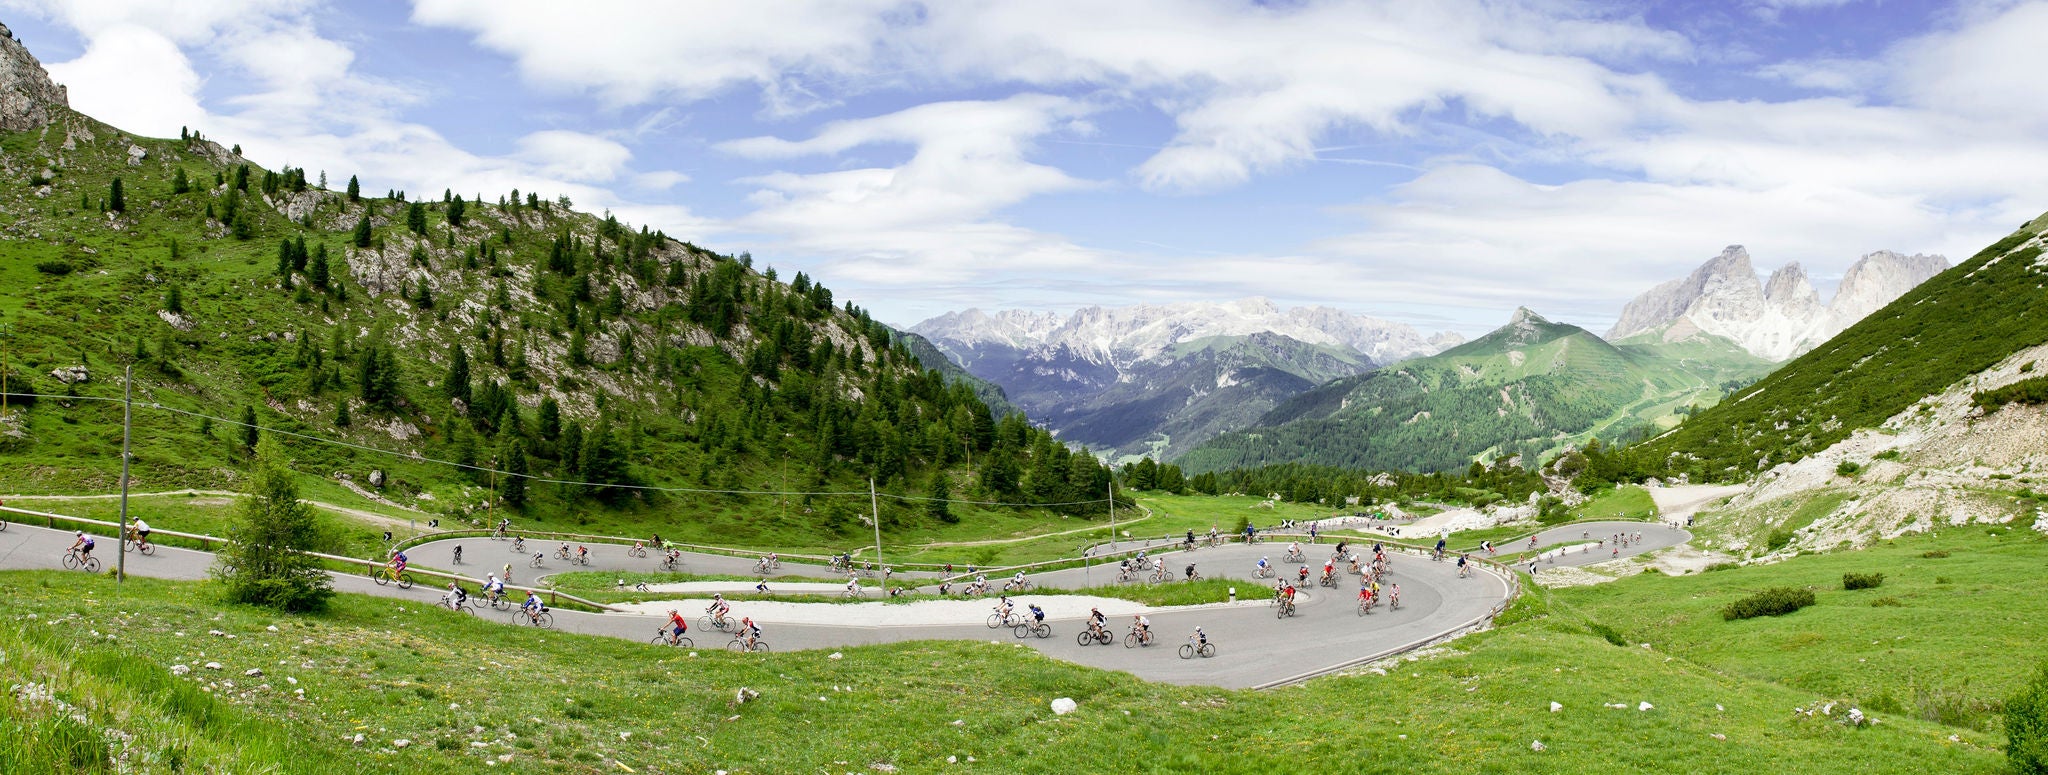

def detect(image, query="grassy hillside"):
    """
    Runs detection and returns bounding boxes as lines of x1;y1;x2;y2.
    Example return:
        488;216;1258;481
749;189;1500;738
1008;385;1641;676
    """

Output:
0;105;1122;549
0;567;2011;774
1637;215;2048;480
1178;310;1772;474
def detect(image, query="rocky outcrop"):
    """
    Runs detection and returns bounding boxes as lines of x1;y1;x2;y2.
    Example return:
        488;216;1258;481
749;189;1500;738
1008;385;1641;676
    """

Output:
1608;246;1950;361
0;21;70;132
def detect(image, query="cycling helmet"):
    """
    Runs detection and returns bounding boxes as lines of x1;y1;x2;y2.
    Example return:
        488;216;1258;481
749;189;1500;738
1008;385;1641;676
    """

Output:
713;593;724;600
1194;626;1203;634
76;531;84;538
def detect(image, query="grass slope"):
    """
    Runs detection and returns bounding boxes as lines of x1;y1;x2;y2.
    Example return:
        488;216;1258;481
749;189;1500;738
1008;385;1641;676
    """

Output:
1179;312;1773;474
0;569;2006;774
1639;215;2048;480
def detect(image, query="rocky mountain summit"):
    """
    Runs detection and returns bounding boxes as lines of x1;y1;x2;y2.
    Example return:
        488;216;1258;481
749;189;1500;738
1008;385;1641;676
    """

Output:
1607;246;1948;361
0;21;67;132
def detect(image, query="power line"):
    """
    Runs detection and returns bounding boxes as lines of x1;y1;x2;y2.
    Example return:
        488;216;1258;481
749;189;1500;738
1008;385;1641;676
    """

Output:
0;390;1117;508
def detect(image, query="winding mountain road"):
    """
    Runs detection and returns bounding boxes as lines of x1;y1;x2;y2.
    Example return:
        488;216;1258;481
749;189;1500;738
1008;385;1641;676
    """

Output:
0;520;1551;689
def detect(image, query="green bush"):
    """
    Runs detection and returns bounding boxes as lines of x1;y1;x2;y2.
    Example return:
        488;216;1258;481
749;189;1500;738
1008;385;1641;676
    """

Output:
1765;529;1795;552
1843;572;1885;591
1869;596;1903;608
1836;460;1863;477
1923;550;1951;559
1703;562;1741;572
1721;587;1815;621
33;260;73;275
2008;661;2048;774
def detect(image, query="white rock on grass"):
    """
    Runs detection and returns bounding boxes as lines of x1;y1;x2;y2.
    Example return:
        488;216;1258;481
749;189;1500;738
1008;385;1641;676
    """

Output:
1549;702;1563;713
1050;698;1078;716
204;662;222;671
392;739;410;749
170;665;190;676
829;652;843;660
244;668;263;677
1638;702;1654;711
1531;741;1547;752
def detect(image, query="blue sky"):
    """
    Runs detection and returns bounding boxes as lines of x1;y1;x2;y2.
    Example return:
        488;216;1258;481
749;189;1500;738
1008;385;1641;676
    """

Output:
5;0;2045;337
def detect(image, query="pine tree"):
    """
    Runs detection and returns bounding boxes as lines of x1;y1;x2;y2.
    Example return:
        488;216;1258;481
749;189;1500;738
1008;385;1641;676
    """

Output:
164;285;183;313
213;439;335;613
171;167;190;195
308;244;330;288
352;214;371;248
927;475;956;523
334;399;351;427
239;405;260;451
346;175;360;202
499;441;528;508
447;195;466;227
406;202;427;235
108;178;125;212
445;344;471;403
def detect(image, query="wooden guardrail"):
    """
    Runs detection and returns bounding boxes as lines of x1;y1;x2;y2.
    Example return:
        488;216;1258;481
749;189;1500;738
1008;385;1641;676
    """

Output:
0;504;622;612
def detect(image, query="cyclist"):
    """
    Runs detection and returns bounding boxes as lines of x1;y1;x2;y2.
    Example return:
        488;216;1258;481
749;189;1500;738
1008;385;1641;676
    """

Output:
995;595;1014;621
502;562;513;584
1334;539;1348;559
1088;607;1107;636
1296;565;1310;585
1358;579;1374;607
1481;540;1494;556
844;577;860;596
1389;583;1401;609
766;552;779;567
483;573;505;603
1243;523;1256;542
1207;525;1219;544
1011;570;1027;589
445;581;468;609
1287;540;1301;559
665;548;683;566
650;533;662;549
1185;529;1196;549
130;517;152;550
666;609;689;645
511;536;525;552
389;549;409;576
1134;550;1148;569
938;579;954;596
707;593;731;623
1256;556;1270;576
632;540;645;555
531;551;545;566
495;517;511;536
1133;614;1151;643
741;616;763;649
520;590;543;623
1456;553;1470;577
755;580;772;595
1323;557;1336;578
557;543;571;559
1027;603;1045;623
70;530;98;560
1184;563;1197;581
576;545;589;564
1192;626;1208;648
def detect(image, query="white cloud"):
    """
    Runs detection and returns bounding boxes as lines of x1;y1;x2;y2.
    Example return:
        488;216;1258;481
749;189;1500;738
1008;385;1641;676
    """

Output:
42;24;206;136
513;130;634;183
1890;0;2048;127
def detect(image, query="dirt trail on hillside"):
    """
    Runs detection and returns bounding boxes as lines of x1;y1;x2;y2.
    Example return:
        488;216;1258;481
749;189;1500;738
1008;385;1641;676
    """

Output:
1646;484;1746;524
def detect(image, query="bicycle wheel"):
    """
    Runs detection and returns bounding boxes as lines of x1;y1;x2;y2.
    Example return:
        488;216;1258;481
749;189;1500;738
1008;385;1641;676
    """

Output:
531;558;544;568
535;612;554;629
1124;632;1138;648
1357;601;1369;616
988;613;1004;629
397;573;415;590
751;641;770;653
1031;623;1050;639
727;638;745;652
1179;644;1194;659
1013;623;1030;639
1199;643;1215;658
62;553;79;570
86;556;101;573
1077;630;1095;647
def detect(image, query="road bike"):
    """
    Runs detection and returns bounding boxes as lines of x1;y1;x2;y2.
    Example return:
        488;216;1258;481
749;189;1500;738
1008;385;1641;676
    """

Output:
570;554;590;567
510;537;525;553
1179;638;1216;659
370;565;415;589
124;535;156;556
1148;568;1169;583
555;546;573;560
1002;578;1034;593
1012;620;1051;639
62;549;101;573
1283;550;1305;563
439;592;476;615
1123;627;1155;648
700;614;734;633
1318;574;1339;589
1116;569;1136;584
510;607;553;629
626;545;647;558
1076;625;1114;646
1356;596;1373;616
659;555;681;571
482;590;511;611
1184;569;1203;582
726;637;770;653
529;555;545;569
1253;566;1274;579
649;627;693;648
987;611;1022;629
1276;599;1297;619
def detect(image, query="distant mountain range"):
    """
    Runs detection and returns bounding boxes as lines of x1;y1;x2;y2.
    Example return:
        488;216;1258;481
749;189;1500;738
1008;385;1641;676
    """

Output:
1176;307;1775;473
1608;246;1949;361
908;298;1462;460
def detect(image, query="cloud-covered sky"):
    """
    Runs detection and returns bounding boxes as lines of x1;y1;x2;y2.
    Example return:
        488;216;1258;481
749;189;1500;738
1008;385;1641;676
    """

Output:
6;0;2045;336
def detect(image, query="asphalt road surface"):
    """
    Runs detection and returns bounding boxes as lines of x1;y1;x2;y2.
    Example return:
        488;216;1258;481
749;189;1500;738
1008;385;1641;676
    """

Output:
4;523;1517;689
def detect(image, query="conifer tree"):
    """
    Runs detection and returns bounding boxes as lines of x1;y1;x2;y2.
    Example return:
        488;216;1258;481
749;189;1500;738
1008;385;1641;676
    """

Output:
108;177;125;212
352;214;372;248
445;344;471;403
346;174;360;202
171;167;190;194
214;438;334;612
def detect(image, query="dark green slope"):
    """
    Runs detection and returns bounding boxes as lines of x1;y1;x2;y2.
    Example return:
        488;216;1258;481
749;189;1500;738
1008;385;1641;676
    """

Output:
1177;309;1773;473
1637;215;2048;480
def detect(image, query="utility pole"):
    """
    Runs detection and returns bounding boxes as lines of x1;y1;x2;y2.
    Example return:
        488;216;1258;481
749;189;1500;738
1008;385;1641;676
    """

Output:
869;478;883;593
117;365;133;585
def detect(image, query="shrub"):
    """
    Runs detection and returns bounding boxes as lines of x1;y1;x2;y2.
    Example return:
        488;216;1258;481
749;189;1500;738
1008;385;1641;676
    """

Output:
34;260;73;275
1869;596;1903;608
1765;529;1795;552
1843;572;1885;590
1722;586;1815;621
1587;622;1627;647
1922;550;1950;559
1874;449;1903;461
2008;661;2048;774
1703;562;1741;572
1836;460;1864;477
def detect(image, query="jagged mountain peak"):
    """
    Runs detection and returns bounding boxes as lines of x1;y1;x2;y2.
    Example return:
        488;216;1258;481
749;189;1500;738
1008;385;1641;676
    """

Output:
1508;306;1550;327
1608;244;1947;361
0;20;70;132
